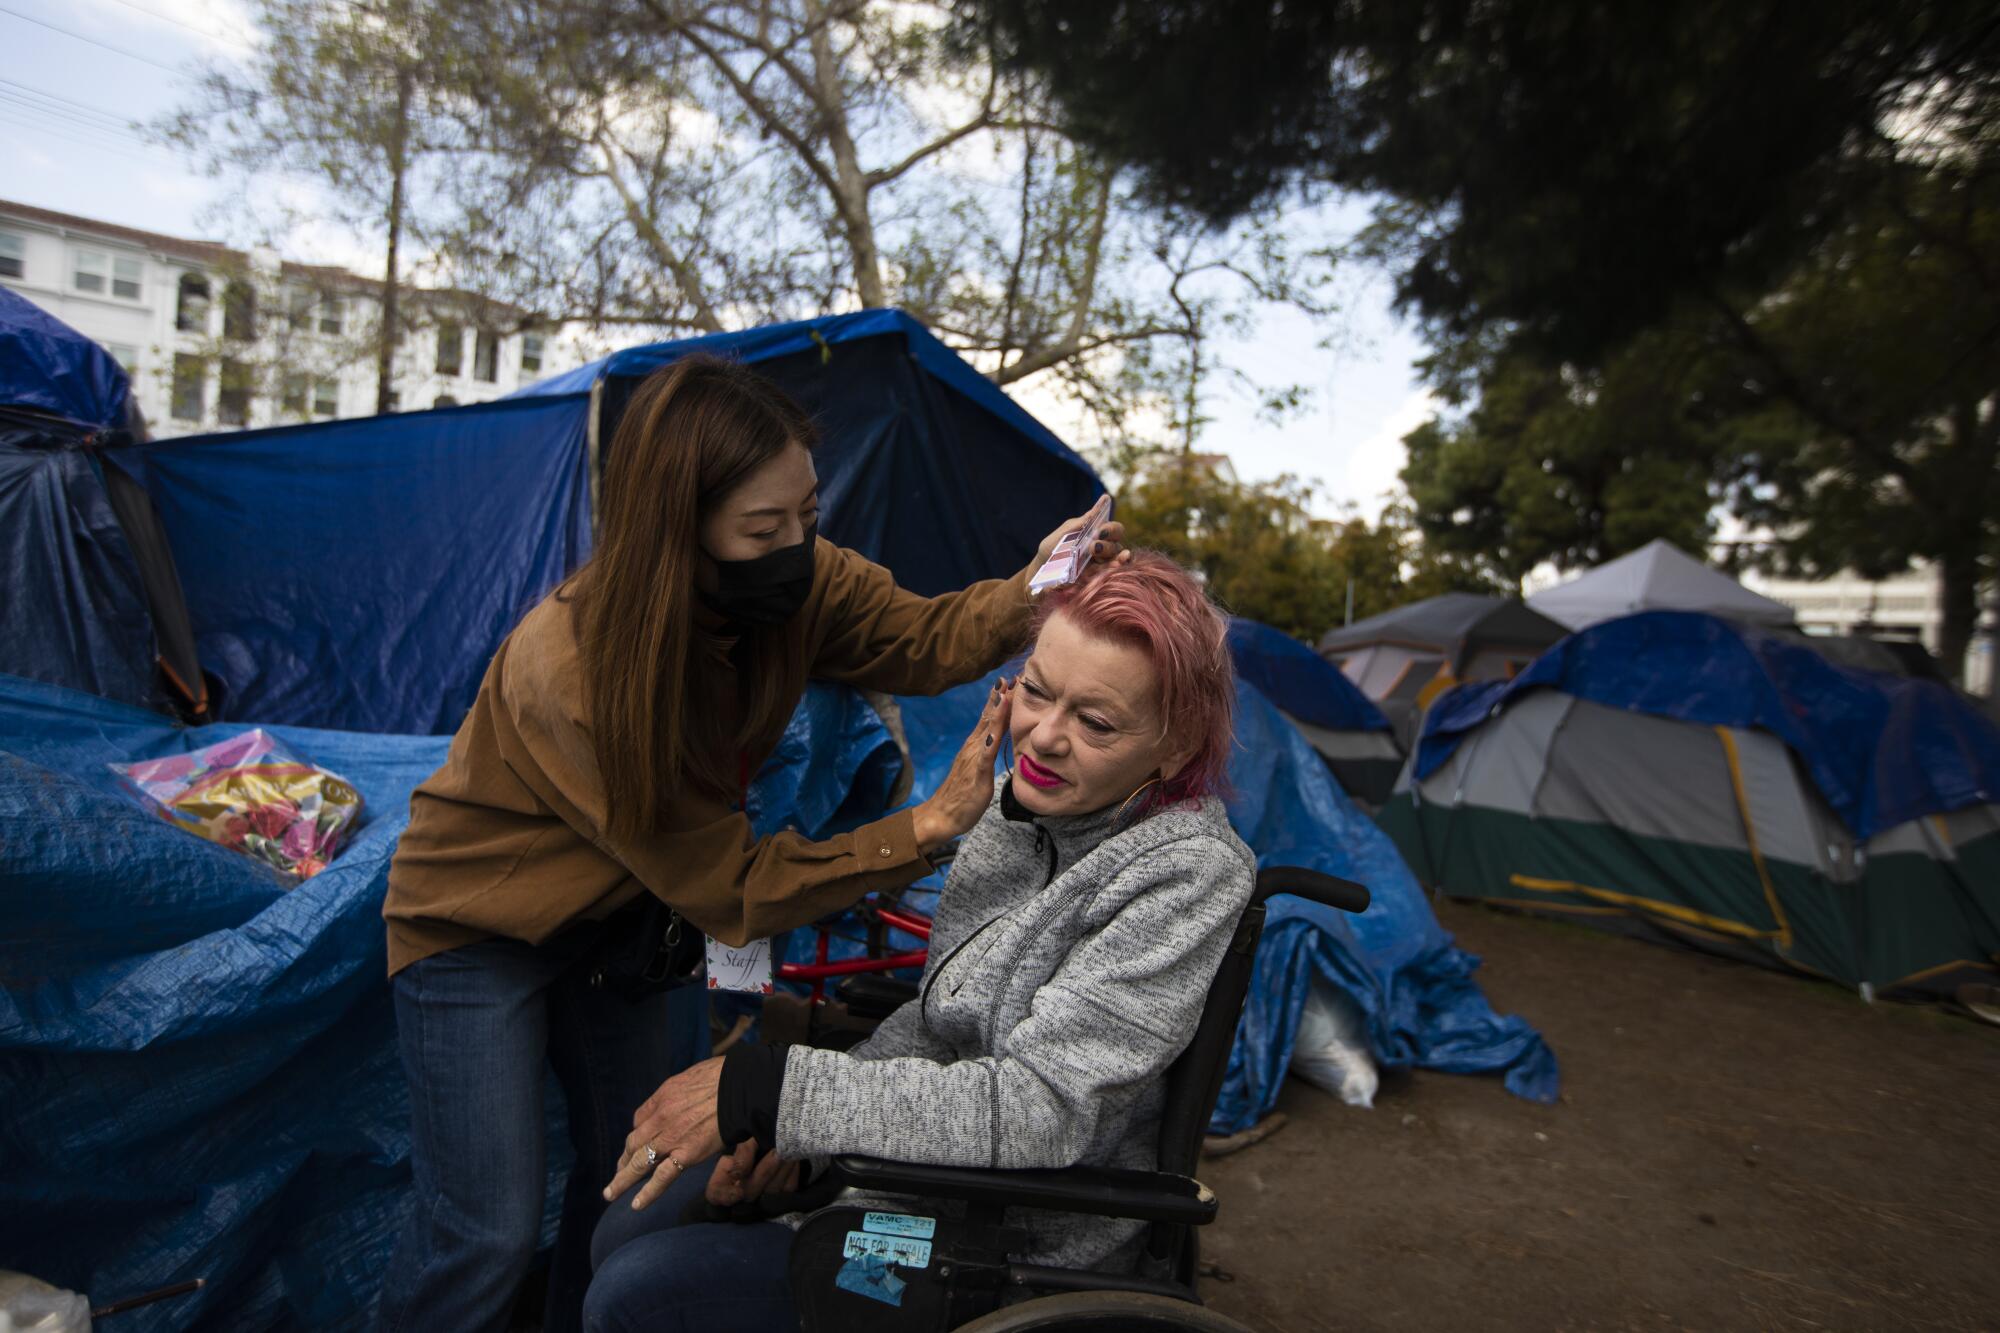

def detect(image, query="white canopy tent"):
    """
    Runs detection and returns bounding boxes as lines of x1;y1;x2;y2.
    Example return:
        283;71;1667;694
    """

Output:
1528;539;1796;631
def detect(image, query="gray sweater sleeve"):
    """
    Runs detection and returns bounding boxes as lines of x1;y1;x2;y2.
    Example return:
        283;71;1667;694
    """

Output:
774;836;1252;1170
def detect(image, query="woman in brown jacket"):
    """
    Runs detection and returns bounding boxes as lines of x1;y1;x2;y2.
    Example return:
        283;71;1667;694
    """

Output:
373;355;1121;1333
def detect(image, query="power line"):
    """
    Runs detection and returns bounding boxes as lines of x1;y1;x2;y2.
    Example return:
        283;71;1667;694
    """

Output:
0;3;187;74
90;0;244;45
0;78;143;134
0;99;161;156
0;107;167;164
0;107;152;160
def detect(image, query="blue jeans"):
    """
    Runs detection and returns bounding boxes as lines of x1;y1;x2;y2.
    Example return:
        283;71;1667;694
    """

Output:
375;930;709;1333
584;1165;798;1333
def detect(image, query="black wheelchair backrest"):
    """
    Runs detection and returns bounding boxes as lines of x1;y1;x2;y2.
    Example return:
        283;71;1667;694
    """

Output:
1154;866;1370;1179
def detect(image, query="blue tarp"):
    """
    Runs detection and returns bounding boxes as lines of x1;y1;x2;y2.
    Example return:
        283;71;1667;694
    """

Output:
0;288;130;429
148;309;1101;734
0;291;157;709
1226;617;1391;733
132;397;594;735
1417;611;2000;839
0;672;897;1331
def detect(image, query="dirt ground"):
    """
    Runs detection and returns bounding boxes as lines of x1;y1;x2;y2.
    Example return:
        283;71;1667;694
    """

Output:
1197;901;2000;1332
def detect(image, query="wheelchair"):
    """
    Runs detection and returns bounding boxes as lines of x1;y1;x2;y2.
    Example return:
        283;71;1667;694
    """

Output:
781;866;1370;1333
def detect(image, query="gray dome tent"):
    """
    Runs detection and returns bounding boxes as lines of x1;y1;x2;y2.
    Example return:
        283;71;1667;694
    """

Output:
1318;592;1569;742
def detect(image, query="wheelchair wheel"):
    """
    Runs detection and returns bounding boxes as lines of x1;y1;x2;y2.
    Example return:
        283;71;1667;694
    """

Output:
950;1291;1256;1332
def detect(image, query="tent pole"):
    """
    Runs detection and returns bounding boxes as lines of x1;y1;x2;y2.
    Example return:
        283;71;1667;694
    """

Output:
587;377;604;544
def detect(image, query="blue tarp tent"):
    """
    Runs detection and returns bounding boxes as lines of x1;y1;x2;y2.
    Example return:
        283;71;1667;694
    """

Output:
1226;617;1405;807
0;290;204;717
140;309;1101;734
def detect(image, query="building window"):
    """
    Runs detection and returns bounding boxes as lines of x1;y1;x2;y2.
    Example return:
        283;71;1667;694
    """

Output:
312;379;338;417
171;353;206;422
435;322;463;376
73;249;108;295
434;394;459;408
0;231;23;279
112;255;142;300
473;329;499;383
105;344;140;375
176;273;211;333
520;333;544;374
217;360;252;426
223;282;256;342
287;286;314;331
318;297;344;336
281;372;309;415
384;389;402;413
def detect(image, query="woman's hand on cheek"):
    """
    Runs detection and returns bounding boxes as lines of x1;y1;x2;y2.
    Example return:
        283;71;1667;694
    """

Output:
912;679;1012;852
605;1055;726;1210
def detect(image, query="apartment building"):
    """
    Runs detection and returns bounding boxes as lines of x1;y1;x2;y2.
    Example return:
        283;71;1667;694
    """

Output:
0;199;574;435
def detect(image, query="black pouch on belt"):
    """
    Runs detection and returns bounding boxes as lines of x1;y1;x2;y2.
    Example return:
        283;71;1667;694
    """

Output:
584;894;706;1001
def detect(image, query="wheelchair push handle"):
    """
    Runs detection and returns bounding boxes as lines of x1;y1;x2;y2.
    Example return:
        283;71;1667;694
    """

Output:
1253;865;1370;914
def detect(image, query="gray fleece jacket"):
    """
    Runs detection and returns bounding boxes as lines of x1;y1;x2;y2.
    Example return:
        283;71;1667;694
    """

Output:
774;780;1256;1272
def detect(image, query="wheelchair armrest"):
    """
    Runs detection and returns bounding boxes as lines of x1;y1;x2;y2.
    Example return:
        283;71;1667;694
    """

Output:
827;1155;1217;1225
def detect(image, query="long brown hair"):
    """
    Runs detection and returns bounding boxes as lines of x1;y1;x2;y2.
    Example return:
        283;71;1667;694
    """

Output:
573;354;817;839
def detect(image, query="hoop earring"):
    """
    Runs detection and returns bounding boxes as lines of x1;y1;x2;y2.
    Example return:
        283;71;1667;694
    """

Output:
1114;775;1164;827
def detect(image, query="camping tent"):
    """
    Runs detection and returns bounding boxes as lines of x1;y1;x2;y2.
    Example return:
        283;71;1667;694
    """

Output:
1527;538;1795;630
0;290;206;717
1379;611;2000;995
137;309;1103;734
1317;593;1568;744
1227;618;1404;807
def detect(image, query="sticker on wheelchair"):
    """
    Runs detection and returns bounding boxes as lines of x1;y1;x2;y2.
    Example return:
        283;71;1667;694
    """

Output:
842;1230;932;1269
862;1211;936;1240
835;1253;907;1307
705;936;773;993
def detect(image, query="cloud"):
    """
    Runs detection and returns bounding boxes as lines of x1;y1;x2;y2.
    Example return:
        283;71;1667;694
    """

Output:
75;0;260;60
1342;388;1437;517
138;169;209;207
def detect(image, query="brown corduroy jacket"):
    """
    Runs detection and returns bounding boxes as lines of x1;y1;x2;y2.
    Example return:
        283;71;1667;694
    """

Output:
382;537;1033;975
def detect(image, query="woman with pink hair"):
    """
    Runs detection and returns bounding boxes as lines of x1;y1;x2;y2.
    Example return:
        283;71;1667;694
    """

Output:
584;552;1254;1331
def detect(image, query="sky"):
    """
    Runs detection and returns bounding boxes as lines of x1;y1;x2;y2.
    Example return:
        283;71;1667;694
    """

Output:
0;0;1435;520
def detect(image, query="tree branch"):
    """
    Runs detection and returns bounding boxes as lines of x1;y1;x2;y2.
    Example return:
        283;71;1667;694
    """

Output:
865;71;998;187
594;126;726;333
670;13;844;201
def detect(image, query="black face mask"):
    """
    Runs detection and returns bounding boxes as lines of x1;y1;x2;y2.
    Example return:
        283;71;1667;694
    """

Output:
700;522;817;627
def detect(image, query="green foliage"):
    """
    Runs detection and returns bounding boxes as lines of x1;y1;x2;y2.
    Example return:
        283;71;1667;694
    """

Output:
1117;458;1496;640
1402;143;2000;675
973;0;2000;363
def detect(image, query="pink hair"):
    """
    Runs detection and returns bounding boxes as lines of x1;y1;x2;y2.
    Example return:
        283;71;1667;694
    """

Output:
1032;549;1235;813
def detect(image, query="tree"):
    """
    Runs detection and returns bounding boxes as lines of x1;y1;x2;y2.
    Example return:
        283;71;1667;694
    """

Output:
164;0;469;410
404;0;1337;448
1402;141;2000;678
1399;328;1733;593
969;0;2000;362
1116;460;1494;639
1717;152;2000;677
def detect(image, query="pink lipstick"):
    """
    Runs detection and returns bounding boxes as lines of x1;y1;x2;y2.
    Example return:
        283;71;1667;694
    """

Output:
1018;754;1067;789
